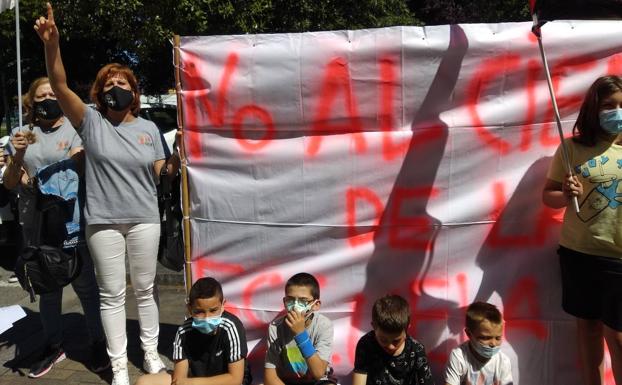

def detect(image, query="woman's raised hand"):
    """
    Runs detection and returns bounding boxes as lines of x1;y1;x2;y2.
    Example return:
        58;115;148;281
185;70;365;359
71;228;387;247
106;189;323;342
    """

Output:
34;3;58;45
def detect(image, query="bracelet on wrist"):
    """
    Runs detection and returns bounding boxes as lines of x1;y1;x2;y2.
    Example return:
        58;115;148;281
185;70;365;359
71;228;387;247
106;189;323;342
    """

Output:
294;330;310;344
297;337;316;359
294;330;316;359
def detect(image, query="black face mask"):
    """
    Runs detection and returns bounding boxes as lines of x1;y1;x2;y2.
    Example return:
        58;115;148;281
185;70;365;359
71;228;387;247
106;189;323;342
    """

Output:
33;99;63;121
102;86;134;111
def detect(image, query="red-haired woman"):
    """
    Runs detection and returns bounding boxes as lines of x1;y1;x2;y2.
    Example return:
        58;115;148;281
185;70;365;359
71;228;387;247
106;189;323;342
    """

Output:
35;4;179;385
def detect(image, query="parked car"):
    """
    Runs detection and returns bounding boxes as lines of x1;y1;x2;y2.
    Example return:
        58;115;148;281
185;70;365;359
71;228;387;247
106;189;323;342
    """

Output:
139;103;178;155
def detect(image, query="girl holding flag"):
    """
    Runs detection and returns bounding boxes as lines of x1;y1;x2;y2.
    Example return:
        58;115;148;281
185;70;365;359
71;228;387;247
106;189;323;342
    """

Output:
543;75;622;385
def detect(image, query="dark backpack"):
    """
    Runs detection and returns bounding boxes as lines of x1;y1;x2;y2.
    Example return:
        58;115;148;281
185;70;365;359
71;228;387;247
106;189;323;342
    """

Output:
157;166;184;271
14;178;82;302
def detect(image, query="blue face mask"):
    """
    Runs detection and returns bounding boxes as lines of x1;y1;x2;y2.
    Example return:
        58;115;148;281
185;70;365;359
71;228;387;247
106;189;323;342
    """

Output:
599;109;622;134
192;315;222;334
470;339;501;360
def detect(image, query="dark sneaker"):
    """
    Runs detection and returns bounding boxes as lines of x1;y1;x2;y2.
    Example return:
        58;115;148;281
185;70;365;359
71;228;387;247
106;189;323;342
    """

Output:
7;274;18;283
28;345;66;378
88;339;110;373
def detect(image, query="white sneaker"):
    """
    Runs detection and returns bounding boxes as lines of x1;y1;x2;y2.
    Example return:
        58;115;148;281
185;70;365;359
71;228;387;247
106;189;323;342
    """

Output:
111;359;129;385
143;348;165;374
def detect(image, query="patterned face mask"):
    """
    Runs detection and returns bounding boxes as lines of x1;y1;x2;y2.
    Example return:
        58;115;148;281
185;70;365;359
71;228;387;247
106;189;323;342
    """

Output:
34;99;63;121
285;299;311;313
102;86;134;111
284;299;317;320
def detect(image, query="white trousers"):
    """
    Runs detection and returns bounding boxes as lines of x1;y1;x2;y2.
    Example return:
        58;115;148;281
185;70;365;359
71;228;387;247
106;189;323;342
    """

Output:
86;223;160;362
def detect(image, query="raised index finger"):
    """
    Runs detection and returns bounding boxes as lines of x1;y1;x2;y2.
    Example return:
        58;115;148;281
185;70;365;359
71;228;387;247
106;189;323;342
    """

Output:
46;2;54;22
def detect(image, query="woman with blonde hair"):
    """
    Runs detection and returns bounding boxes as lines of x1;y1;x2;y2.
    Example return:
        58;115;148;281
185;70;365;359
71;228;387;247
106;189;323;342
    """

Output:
3;76;107;378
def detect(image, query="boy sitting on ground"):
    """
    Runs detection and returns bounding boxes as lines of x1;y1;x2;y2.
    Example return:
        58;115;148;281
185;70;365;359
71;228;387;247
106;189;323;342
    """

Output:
443;301;512;385
264;272;335;385
352;294;435;385
136;277;251;385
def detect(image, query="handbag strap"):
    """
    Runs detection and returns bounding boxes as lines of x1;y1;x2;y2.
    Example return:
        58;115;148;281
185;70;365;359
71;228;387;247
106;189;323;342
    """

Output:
160;166;176;234
30;177;43;246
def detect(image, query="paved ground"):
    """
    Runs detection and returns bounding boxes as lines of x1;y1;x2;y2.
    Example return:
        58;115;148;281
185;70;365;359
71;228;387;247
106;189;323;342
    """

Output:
0;260;186;385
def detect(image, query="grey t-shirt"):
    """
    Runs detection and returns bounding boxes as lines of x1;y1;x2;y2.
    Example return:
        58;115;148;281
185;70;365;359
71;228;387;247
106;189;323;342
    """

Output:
265;312;334;384
8;121;82;244
10;121;82;178
78;106;165;224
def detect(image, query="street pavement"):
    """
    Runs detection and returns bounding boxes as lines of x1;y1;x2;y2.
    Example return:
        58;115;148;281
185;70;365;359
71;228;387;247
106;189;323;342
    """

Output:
0;262;186;385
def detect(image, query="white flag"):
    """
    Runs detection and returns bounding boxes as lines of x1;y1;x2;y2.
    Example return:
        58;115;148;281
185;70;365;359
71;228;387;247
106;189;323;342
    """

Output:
0;0;15;13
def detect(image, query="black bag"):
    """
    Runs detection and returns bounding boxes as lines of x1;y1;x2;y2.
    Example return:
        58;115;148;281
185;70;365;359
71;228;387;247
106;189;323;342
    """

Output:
14;178;82;302
157;166;184;271
15;245;82;302
0;183;12;208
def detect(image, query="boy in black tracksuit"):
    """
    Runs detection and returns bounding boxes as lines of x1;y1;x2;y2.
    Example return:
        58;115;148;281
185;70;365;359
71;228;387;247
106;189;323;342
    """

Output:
136;277;251;385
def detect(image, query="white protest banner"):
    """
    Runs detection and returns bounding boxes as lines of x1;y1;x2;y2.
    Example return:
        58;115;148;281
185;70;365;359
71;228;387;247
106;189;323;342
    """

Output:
178;21;622;384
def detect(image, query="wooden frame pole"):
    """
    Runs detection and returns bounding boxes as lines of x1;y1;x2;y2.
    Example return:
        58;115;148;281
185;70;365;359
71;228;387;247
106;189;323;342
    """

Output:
173;35;194;297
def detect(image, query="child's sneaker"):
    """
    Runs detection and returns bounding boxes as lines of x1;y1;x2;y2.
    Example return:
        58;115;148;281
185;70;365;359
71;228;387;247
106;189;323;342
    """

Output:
143;348;165;374
111;359;129;385
7;274;18;284
28;345;66;378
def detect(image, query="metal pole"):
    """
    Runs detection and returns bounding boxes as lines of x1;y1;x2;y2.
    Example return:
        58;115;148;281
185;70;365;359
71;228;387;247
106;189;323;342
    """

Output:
15;0;22;130
532;15;580;213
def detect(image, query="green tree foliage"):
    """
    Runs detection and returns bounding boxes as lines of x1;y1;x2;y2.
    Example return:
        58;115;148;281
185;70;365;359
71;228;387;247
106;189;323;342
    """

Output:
0;0;142;130
138;0;420;93
408;0;530;25
1;0;530;131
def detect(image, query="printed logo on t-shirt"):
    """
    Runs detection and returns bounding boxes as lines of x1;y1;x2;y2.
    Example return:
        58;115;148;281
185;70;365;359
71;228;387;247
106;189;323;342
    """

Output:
138;134;153;146
56;140;70;151
282;346;308;377
574;155;622;222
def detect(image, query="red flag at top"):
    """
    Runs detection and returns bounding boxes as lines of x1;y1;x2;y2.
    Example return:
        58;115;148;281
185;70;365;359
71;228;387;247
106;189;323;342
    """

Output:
528;0;536;13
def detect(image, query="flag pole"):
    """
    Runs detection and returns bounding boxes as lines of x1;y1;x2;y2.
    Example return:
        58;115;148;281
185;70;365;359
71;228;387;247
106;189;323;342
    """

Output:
531;13;580;213
15;0;22;130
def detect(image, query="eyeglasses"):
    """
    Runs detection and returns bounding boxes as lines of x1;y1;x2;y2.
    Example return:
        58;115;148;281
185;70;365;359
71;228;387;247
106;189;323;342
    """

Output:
283;296;315;307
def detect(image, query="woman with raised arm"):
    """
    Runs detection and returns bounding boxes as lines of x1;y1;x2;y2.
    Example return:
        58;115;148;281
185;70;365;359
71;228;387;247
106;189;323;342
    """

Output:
35;4;180;385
